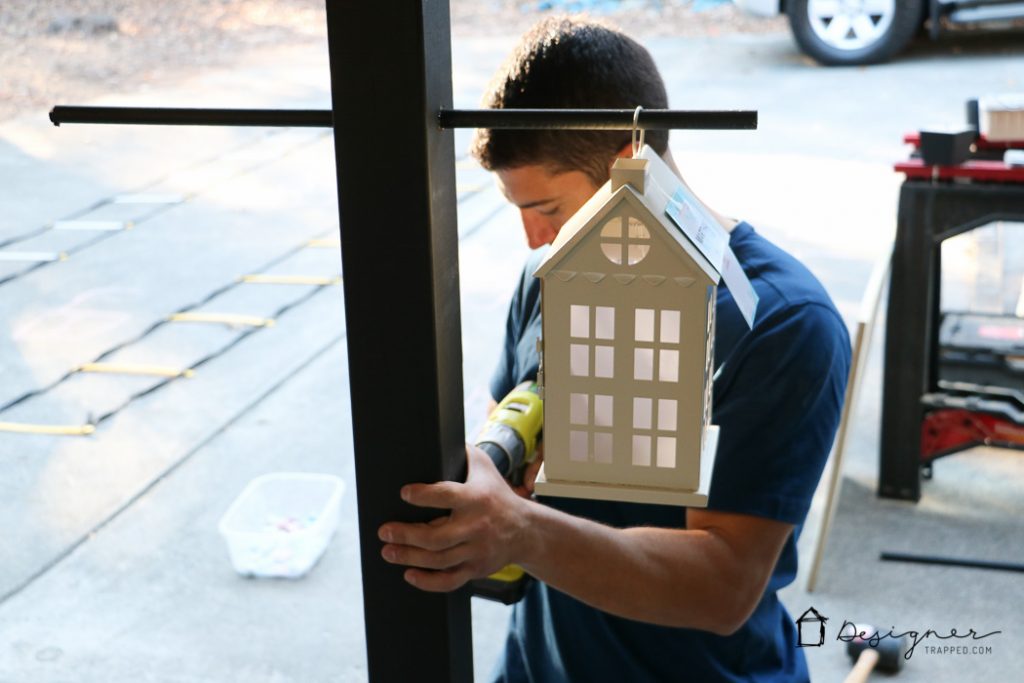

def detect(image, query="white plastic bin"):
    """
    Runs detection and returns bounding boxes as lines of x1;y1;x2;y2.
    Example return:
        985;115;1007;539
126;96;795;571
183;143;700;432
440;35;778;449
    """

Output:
218;472;345;578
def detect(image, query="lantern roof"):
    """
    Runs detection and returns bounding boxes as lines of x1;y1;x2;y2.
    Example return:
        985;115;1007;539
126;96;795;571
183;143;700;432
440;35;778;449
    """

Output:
533;152;722;285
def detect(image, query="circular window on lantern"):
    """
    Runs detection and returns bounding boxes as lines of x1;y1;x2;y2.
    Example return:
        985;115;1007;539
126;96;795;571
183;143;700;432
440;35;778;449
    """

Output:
600;216;650;266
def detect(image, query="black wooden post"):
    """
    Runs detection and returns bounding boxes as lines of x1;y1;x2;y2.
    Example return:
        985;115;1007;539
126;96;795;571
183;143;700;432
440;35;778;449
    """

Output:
324;2;473;681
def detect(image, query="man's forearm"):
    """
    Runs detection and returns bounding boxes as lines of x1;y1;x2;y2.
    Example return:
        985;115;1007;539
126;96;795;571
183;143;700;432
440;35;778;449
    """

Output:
380;447;790;635
517;500;767;635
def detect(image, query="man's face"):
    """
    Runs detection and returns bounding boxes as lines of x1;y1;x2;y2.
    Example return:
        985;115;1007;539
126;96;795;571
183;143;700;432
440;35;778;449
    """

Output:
495;165;600;249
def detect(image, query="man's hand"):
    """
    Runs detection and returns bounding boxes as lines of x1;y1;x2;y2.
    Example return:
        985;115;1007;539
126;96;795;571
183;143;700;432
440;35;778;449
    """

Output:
378;445;531;592
378;444;790;634
510;440;543;499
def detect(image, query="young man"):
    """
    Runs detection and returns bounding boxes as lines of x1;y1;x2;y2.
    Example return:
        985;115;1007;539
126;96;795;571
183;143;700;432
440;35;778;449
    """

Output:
378;16;851;682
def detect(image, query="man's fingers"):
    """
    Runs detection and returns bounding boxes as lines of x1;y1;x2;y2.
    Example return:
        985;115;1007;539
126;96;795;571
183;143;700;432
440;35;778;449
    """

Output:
378;519;461;552
523;457;542;494
403;567;472;593
381;542;468;570
401;480;464;509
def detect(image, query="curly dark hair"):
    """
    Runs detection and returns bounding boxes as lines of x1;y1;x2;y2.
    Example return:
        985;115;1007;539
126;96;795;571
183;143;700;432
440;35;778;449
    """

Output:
470;15;669;186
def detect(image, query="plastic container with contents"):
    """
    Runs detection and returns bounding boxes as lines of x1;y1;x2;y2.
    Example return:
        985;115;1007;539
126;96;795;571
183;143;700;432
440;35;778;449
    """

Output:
219;472;345;578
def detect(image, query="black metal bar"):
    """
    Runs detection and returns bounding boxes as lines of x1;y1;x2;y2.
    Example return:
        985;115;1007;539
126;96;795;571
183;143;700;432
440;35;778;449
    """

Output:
881;551;1024;574
49;105;757;132
49;105;333;128
325;2;472;683
438;108;757;130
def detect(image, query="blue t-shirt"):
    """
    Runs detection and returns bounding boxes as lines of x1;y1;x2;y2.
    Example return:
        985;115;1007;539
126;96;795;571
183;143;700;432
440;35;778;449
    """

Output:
490;222;851;683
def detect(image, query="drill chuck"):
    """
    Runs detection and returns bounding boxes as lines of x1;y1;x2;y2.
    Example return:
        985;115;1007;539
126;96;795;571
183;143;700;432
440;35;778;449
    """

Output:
475;381;543;485
477;422;527;478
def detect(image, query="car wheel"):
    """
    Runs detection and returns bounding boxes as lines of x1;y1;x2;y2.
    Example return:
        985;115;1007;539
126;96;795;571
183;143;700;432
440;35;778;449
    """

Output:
787;0;924;66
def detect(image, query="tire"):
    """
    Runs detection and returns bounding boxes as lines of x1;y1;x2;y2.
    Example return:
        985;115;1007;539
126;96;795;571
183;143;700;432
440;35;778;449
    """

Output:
787;0;925;66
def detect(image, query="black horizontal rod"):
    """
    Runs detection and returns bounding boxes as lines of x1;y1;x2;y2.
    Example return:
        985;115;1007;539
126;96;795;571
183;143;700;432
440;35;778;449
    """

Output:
50;106;333;128
880;551;1024;574
439;108;758;130
49;105;757;131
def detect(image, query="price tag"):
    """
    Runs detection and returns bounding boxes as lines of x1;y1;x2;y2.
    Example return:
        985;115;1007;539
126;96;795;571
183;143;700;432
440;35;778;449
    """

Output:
646;148;759;329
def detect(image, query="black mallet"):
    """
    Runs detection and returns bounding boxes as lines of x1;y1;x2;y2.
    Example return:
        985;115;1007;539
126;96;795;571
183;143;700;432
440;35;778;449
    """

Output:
842;624;909;683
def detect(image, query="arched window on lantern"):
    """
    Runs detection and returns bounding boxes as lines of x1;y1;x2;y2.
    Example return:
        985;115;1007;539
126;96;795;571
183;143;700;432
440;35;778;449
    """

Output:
600;216;651;266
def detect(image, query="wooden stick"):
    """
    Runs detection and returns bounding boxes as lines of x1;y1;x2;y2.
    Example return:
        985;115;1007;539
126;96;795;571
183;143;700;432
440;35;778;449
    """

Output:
842;648;880;683
806;246;892;593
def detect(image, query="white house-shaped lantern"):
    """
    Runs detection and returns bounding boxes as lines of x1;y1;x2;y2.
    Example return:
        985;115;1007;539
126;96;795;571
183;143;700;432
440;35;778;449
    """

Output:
532;154;721;507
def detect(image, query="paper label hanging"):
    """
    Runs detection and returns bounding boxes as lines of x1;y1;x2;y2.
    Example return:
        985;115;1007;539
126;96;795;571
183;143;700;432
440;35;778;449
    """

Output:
641;146;759;329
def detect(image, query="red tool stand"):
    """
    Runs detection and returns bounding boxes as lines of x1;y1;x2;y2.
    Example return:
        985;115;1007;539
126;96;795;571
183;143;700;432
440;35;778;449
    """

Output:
880;134;1024;501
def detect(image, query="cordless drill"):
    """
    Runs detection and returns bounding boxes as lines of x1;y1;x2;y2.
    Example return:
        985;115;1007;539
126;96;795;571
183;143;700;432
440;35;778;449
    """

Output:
470;380;543;604
475;381;543;485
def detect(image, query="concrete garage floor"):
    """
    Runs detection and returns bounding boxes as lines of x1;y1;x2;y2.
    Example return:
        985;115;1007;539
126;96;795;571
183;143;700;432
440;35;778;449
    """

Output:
1;26;1023;683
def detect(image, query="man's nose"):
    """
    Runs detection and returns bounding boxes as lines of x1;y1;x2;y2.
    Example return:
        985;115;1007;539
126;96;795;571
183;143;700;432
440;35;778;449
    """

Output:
520;209;539;230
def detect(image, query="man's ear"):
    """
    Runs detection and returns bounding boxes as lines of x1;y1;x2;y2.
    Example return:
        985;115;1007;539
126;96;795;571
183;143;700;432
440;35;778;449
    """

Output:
607;142;634;173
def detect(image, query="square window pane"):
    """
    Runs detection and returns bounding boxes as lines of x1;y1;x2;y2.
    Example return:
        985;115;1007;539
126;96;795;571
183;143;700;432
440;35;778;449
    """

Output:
595;346;614;378
659;349;679;382
635;309;654;342
657;436;676;468
594;395;613;427
661;310;680;344
570;393;589;425
570;344;589;377
632;435;651;466
657;399;678;431
632;397;652;430
595;306;615;340
634;348;654;381
570;304;589;338
594;433;613;464
570;431;588;462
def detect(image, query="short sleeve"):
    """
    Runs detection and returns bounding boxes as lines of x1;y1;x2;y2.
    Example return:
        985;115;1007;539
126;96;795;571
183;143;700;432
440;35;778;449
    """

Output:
708;303;851;525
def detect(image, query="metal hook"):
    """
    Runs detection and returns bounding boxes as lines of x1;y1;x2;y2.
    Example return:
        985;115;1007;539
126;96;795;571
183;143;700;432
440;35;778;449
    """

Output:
631;106;646;158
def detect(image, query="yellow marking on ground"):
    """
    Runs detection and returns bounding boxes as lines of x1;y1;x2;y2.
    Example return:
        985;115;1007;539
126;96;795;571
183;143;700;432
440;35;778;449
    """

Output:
0;422;95;436
0;251;67;262
306;238;341;249
169;312;275;327
79;363;194;378
240;275;341;286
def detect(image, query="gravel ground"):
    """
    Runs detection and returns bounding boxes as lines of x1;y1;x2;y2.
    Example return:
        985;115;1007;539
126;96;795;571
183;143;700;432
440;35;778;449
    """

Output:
0;1;785;123
451;0;786;37
0;0;327;122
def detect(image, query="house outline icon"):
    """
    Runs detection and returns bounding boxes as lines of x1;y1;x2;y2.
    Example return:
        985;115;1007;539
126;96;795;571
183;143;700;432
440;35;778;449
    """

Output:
796;607;828;647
